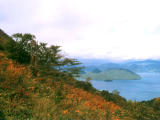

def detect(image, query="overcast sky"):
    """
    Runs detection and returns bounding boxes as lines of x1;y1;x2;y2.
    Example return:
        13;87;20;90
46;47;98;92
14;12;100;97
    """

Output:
1;0;160;60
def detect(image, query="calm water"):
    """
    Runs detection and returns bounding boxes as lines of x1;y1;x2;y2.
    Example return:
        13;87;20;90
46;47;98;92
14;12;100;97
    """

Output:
91;73;160;101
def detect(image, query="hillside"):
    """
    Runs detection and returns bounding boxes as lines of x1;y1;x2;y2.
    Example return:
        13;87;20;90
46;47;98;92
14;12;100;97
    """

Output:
1;29;160;120
0;51;125;120
0;29;12;51
81;68;141;80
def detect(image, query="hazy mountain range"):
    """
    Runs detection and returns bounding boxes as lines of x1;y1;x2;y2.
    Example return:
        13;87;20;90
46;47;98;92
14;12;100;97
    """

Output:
79;59;160;73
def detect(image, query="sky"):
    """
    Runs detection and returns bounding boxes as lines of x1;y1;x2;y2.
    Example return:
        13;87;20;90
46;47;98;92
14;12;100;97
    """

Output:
1;0;160;61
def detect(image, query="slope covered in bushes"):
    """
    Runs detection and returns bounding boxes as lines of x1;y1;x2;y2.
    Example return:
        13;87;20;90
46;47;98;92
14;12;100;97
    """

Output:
0;52;123;120
1;29;160;120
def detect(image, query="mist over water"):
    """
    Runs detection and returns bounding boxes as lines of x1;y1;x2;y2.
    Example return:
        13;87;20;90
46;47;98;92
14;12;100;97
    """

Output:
91;73;160;101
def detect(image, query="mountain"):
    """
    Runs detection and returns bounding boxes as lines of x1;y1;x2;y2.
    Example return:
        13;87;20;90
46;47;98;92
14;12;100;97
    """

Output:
121;60;160;73
80;59;160;73
81;68;141;80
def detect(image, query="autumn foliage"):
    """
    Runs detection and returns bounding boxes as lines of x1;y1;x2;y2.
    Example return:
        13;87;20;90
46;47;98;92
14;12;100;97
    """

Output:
0;52;124;120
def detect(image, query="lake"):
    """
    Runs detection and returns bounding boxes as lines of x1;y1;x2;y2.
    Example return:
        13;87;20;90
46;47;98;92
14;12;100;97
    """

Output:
90;73;160;101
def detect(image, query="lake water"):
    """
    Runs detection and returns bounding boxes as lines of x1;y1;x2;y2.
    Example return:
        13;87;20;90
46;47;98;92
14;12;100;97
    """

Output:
91;73;160;101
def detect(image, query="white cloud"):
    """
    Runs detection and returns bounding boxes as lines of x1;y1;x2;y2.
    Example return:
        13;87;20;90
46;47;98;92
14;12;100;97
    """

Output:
1;0;160;60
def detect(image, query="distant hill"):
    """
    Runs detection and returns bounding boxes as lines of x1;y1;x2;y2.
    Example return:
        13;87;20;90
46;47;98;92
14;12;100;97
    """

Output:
80;59;160;73
121;60;160;73
91;68;101;73
81;68;141;80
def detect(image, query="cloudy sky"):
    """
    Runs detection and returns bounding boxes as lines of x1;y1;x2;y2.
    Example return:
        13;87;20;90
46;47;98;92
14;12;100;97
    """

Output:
1;0;160;60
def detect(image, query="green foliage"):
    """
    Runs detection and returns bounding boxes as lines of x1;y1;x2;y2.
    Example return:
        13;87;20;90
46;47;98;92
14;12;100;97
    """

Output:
6;34;31;64
0;110;6;120
37;43;62;66
101;90;127;107
54;84;64;104
60;58;84;77
101;90;160;119
125;101;158;120
0;44;4;51
0;75;5;83
74;80;96;92
0;29;13;51
5;33;83;77
142;98;160;111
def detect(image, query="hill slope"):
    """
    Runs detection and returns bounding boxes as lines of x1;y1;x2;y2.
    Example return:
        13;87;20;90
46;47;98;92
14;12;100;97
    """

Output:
0;29;12;50
0;52;123;120
1;29;160;120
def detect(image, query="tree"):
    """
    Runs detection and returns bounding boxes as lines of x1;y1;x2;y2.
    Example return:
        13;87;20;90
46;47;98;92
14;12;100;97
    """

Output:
6;33;32;64
6;33;83;77
112;89;120;95
38;43;63;67
85;77;91;83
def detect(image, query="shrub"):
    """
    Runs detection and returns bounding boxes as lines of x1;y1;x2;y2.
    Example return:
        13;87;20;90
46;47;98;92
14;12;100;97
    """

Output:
0;110;6;120
0;75;5;83
105;109;112;120
74;80;96;92
0;45;4;51
54;84;64;104
101;90;127;107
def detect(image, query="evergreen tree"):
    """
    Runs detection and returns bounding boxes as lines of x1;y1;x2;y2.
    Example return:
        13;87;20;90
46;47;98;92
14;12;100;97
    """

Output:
6;33;83;77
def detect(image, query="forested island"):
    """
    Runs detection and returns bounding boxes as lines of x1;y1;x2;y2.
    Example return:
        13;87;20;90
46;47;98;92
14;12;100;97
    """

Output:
81;68;141;80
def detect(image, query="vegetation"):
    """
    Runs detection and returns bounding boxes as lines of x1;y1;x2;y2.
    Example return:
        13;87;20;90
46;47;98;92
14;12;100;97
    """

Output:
5;33;83;77
0;52;121;120
81;68;141;80
91;68;101;73
0;29;160;120
0;29;13;51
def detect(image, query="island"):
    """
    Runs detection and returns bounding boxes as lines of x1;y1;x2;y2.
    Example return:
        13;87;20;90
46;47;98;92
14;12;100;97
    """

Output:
81;68;141;80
